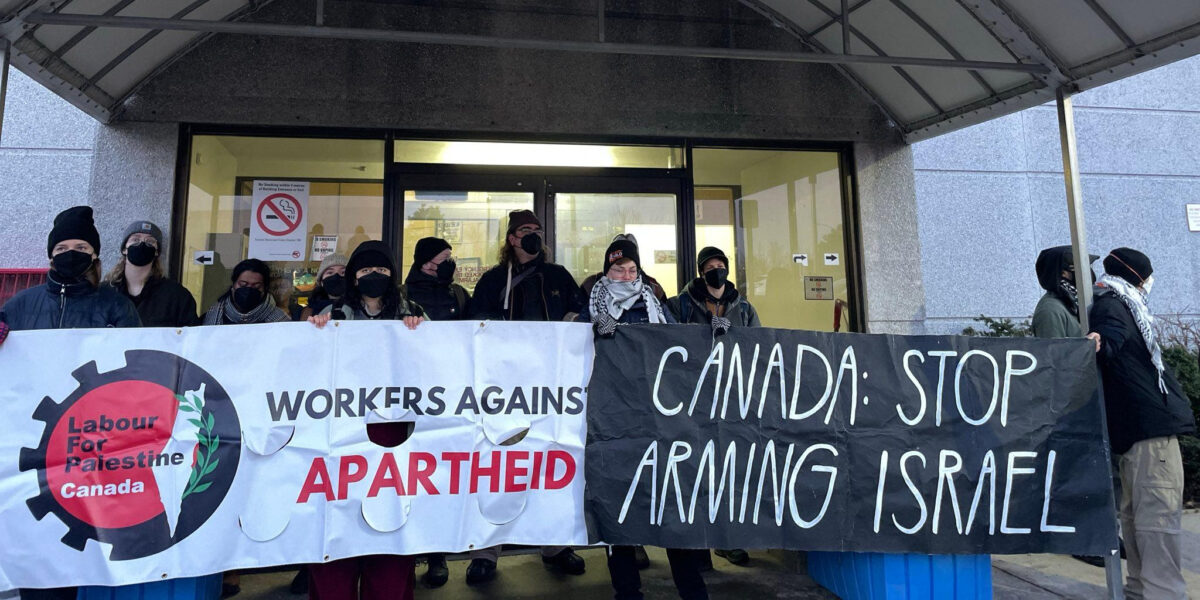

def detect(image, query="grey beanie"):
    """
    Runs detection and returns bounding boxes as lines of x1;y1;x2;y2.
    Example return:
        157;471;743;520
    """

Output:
121;221;164;249
317;252;349;279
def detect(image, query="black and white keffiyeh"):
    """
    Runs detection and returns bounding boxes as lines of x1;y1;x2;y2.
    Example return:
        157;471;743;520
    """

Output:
1099;273;1166;393
588;275;666;335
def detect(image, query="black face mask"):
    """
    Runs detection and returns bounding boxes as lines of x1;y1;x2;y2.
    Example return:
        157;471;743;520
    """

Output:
126;242;157;267
51;250;95;281
322;274;347;298
357;272;391;298
703;267;729;289
520;232;542;256
232;287;263;312
436;259;456;283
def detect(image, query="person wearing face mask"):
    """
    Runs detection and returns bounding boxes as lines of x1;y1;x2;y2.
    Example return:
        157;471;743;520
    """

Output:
666;246;759;568
299;253;349;321
1090;248;1195;600
200;259;290;325
0;206;139;600
1031;246;1101;345
1;206;140;333
667;246;760;335
467;210;582;322
104;221;197;327
317;241;425;324
402;237;469;323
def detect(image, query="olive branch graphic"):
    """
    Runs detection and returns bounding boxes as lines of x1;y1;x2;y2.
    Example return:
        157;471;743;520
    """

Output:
175;388;219;500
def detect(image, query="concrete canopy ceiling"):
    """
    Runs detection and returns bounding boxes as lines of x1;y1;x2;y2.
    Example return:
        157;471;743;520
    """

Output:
1;0;1198;142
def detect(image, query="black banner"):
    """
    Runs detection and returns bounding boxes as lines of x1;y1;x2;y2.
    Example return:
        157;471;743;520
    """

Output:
585;325;1118;555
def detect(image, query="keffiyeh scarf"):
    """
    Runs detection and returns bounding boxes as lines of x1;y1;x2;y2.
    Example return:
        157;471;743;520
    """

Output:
589;276;666;335
1098;273;1166;393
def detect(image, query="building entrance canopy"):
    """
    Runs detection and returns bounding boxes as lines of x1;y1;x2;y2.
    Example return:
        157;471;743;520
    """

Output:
0;0;1197;141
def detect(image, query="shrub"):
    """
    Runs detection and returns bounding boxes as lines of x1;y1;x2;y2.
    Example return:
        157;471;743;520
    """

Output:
961;315;1033;338
1162;345;1200;505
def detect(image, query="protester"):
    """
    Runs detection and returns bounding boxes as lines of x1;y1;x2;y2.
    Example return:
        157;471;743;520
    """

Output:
318;241;424;323
1090;248;1196;599
462;210;586;584
0;206;139;600
577;237;675;331
402;237;469;323
579;234;667;303
104;221;197;327
666;246;759;567
299;253;348;321
468;210;582;322
1031;245;1099;342
305;241;424;600
667;246;761;334
200;259;290;325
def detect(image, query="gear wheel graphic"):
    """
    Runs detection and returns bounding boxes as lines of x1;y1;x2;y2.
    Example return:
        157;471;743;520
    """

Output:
20;349;241;560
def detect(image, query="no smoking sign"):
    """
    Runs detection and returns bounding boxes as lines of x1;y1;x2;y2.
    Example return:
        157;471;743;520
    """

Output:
248;181;310;261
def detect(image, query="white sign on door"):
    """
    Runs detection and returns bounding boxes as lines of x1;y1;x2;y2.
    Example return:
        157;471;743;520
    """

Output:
248;181;309;261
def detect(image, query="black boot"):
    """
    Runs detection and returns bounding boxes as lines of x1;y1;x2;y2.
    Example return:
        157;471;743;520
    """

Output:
542;548;586;575
714;548;750;566
422;554;449;588
465;558;497;585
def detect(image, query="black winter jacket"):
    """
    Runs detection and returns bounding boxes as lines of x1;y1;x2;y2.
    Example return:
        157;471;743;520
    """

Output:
468;257;581;322
402;270;470;321
108;276;198;328
666;278;761;327
1;276;141;331
1089;289;1196;454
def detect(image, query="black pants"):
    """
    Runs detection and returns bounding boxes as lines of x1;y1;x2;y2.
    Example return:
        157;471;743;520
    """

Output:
607;546;708;600
19;589;77;600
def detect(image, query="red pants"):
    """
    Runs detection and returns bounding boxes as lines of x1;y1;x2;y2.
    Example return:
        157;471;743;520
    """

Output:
309;555;415;600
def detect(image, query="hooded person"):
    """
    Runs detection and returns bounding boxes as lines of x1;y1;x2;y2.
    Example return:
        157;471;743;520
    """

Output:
467;210;582;322
0;206;139;600
319;241;425;322
200;258;290;325
300;253;349;321
1090;248;1195;599
1;206;140;333
577;237;674;334
104;221;198;327
402;237;469;322
578;234;667;304
666;246;760;335
1031;246;1101;340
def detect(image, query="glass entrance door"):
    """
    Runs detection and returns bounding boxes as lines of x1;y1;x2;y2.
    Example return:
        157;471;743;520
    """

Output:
547;176;683;298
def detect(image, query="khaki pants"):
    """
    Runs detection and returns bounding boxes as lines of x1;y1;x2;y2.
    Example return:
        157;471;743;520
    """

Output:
1120;436;1187;600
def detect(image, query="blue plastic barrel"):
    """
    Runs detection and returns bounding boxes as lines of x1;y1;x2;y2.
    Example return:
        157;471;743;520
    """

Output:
77;575;221;600
807;552;991;599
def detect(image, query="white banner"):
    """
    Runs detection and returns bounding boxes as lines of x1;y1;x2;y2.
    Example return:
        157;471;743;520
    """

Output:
248;180;309;261
0;321;593;590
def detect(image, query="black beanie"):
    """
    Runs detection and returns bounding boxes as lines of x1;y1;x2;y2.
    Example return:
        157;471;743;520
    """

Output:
348;240;397;278
413;237;452;266
696;246;729;274
507;210;542;234
1104;248;1153;286
603;239;641;274
47;206;101;257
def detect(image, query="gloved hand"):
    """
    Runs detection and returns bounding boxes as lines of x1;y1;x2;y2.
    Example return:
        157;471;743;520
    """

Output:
594;315;617;338
711;315;731;337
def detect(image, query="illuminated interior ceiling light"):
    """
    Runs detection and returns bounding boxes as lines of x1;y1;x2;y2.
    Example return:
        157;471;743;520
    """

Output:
438;142;618;168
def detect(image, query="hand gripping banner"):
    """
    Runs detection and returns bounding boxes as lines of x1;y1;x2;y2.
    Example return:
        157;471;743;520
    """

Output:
0;321;592;590
584;325;1118;556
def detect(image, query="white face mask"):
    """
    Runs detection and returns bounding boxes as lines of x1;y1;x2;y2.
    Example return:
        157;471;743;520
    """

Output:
1141;275;1155;296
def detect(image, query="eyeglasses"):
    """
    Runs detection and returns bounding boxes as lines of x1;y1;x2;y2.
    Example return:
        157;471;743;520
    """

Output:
609;265;639;277
127;234;158;248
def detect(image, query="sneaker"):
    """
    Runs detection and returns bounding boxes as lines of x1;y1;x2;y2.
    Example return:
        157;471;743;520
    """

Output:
422;555;449;588
633;545;650;570
542;548;586;575
714;548;750;565
465;558;497;585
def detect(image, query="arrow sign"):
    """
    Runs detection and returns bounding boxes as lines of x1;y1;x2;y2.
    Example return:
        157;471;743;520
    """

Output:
193;251;214;266
792;253;809;266
824;253;841;266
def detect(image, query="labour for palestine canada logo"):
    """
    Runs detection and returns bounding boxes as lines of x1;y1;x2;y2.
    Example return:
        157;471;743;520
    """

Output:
20;350;241;560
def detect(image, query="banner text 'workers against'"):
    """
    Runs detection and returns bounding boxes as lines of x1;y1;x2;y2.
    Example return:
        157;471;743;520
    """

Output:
584;326;1118;555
